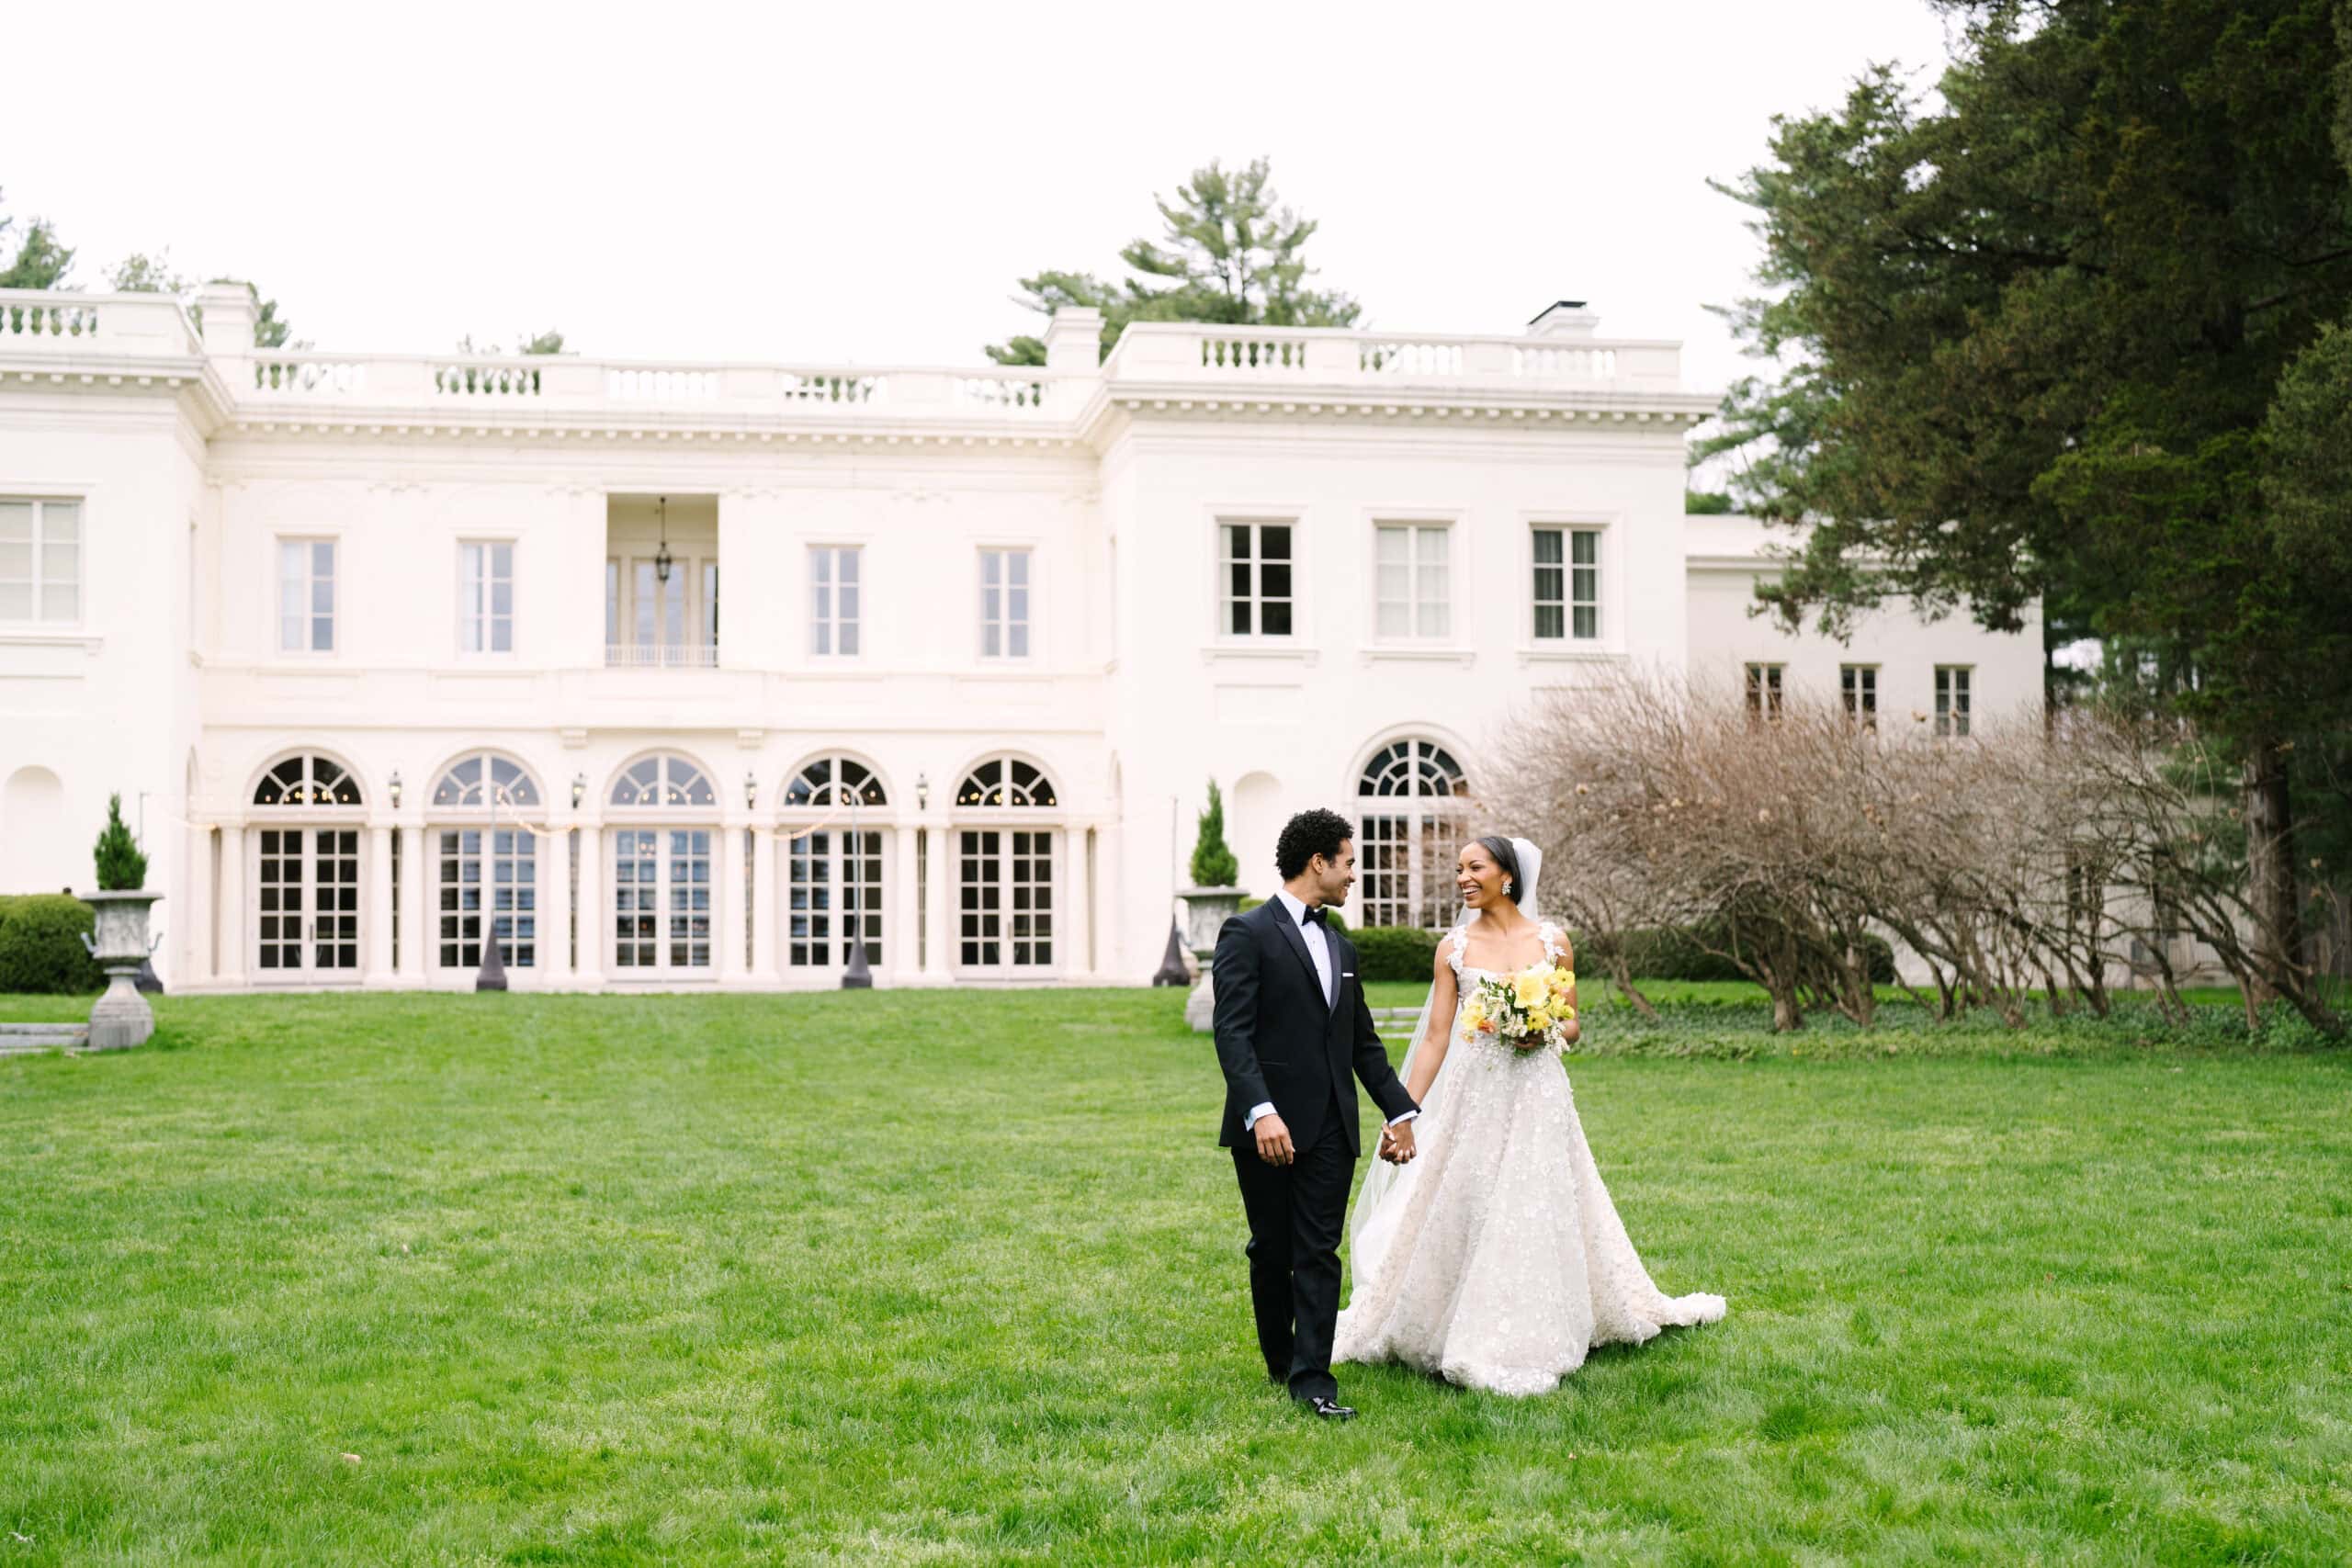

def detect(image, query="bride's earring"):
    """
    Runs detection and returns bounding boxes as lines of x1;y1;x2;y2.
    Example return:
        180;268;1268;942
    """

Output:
1504;880;1515;897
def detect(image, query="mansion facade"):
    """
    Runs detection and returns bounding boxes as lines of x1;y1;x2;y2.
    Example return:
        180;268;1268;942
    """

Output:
0;285;2043;990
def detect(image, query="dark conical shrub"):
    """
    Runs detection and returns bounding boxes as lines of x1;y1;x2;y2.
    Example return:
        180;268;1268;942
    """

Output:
1190;779;1239;887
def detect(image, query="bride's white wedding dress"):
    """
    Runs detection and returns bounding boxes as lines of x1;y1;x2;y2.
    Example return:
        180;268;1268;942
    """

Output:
1334;919;1725;1397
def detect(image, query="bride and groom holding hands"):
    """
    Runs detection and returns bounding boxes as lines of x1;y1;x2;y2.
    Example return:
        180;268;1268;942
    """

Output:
1210;807;1724;1419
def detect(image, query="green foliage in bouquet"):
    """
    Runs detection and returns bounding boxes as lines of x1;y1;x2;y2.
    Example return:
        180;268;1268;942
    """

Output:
93;793;147;892
1190;779;1239;888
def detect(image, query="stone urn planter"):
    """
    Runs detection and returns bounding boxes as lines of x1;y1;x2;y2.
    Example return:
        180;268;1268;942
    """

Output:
1179;886;1247;1032
81;890;163;1051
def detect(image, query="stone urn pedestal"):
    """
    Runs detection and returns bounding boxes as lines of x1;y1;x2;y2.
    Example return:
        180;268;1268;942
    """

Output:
81;890;163;1051
1178;886;1246;1032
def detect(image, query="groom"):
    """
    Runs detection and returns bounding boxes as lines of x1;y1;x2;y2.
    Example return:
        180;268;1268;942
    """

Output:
1211;807;1420;1420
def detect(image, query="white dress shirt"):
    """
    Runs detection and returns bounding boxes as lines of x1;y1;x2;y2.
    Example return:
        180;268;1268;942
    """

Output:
1245;889;1419;1133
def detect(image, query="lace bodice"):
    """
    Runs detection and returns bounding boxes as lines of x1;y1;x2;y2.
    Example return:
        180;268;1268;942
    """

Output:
1445;919;1566;978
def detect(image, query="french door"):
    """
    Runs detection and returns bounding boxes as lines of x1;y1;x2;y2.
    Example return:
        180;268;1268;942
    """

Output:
611;828;713;976
785;829;884;972
956;828;1055;973
253;826;362;979
434;827;537;973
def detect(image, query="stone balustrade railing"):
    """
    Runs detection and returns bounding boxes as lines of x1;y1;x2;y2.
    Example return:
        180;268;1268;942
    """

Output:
1;290;1690;421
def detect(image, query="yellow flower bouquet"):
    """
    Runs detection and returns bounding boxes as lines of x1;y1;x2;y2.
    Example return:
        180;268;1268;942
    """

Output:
1462;961;1577;1055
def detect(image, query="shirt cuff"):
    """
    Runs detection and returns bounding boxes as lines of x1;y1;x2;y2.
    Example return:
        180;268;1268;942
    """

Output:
1385;1109;1419;1126
1246;1101;1276;1129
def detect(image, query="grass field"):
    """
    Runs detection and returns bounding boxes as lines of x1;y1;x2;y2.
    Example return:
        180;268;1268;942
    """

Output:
4;987;2349;1563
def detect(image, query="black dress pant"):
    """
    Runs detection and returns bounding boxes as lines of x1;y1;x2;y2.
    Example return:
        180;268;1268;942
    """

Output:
1232;1118;1355;1403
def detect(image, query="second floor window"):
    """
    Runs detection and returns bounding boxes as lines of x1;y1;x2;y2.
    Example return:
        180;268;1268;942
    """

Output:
1745;661;1784;722
810;546;862;656
0;499;80;624
279;538;336;653
980;548;1031;659
1532;526;1600;640
1375;523;1450;638
458;541;514;654
1840;664;1878;726
1220;521;1293;636
1936;666;1973;737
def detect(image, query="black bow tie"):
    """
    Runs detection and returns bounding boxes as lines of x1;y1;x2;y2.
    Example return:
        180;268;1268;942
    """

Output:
1302;906;1329;927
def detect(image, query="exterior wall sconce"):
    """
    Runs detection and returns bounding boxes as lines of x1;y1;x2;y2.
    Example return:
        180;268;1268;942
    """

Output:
388;769;402;809
744;771;758;810
571;772;587;808
915;772;929;812
653;495;673;584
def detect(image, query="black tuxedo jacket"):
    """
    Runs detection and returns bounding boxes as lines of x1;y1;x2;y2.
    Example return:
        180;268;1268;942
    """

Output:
1211;899;1418;1156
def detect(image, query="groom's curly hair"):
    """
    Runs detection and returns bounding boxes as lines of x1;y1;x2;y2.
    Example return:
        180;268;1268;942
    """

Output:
1275;808;1353;879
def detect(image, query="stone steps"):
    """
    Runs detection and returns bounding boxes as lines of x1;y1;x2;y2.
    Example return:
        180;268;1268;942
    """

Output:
0;1022;90;1055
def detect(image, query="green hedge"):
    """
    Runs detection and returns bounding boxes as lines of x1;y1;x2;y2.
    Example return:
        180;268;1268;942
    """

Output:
0;894;106;994
1353;925;1442;982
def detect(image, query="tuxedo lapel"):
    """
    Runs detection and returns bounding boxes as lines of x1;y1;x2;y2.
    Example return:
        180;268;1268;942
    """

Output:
1268;900;1329;1010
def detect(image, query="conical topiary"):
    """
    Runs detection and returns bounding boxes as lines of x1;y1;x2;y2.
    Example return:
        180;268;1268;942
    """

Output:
94;793;148;891
1190;779;1240;888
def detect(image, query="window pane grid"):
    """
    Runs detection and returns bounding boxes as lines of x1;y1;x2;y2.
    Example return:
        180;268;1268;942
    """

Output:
1220;522;1294;637
1376;524;1451;639
459;541;514;654
980;548;1031;659
810;546;863;657
0;500;80;624
1936;666;1973;737
278;537;336;652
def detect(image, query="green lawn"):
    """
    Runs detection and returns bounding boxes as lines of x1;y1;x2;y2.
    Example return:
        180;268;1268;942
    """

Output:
4;990;2349;1564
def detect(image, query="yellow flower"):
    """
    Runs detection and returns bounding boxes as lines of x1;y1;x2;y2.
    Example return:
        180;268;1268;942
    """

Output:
1529;1010;1553;1031
1512;972;1548;1010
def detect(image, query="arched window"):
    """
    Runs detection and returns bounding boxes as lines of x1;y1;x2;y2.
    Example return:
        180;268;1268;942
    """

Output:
433;751;541;809
428;751;541;973
778;755;888;973
955;755;1057;972
783;755;887;809
956;755;1056;808
605;753;715;976
253;753;363;807
608;753;715;809
248;754;363;979
1356;737;1468;931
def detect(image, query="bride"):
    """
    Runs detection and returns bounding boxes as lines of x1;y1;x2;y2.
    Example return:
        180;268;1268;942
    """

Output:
1333;834;1724;1397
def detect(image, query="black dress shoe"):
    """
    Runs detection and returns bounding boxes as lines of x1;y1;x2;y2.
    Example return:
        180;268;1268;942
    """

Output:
1302;1396;1357;1421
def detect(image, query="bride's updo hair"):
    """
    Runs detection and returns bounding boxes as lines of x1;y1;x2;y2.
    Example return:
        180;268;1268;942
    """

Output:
1473;835;1524;906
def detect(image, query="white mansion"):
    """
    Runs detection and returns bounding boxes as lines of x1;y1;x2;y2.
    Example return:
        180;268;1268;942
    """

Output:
0;284;2042;990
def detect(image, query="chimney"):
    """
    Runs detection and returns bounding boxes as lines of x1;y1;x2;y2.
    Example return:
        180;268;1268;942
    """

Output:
1044;307;1105;373
195;280;259;354
1527;300;1599;337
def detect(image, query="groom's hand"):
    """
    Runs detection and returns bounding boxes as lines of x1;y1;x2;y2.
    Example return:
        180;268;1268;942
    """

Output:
1253;1112;1295;1167
1383;1122;1417;1164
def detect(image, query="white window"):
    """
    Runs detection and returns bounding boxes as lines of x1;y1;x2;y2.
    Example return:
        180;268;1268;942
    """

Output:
1532;526;1600;640
1375;524;1450;638
458;541;514;654
0;499;80;624
1219;521;1294;637
1936;666;1973;737
980;548;1031;659
1745;662;1784;721
278;538;336;653
1840;664;1879;727
810;546;862;657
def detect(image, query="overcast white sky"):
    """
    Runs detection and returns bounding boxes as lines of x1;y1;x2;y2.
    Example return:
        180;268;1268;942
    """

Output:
9;0;1959;395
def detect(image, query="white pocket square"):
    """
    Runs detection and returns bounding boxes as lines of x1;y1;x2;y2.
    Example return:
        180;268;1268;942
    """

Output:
1342;971;1356;978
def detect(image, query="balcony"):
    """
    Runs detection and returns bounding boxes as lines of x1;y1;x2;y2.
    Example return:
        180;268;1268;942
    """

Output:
605;495;718;670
